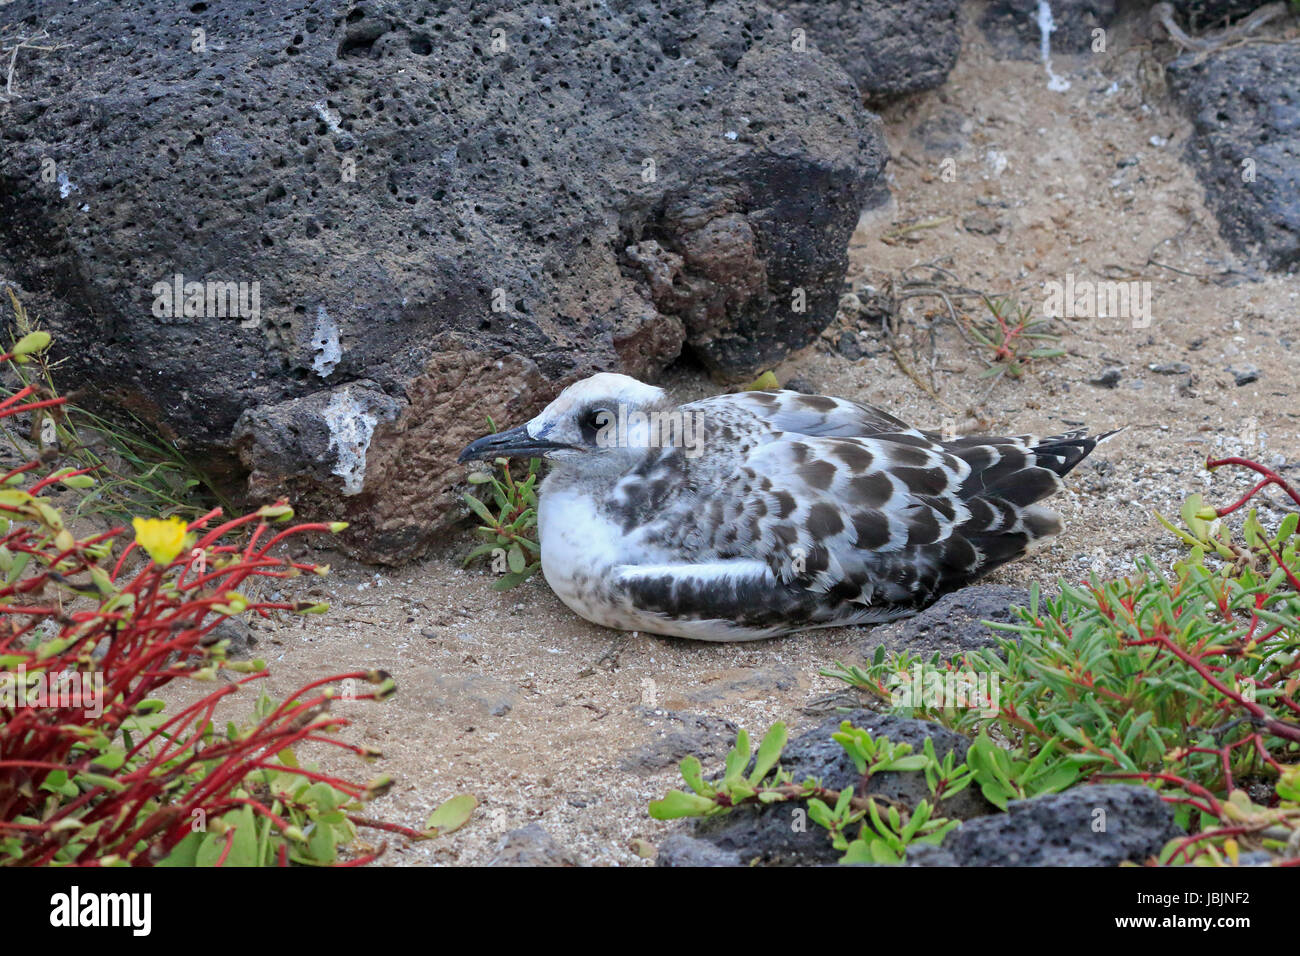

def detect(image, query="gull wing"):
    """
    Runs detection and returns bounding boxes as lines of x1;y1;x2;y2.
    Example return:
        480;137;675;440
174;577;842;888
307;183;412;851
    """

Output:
683;428;1091;610
683;389;927;439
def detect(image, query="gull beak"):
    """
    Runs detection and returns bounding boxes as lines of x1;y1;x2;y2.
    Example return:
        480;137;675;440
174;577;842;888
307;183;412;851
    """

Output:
457;423;574;463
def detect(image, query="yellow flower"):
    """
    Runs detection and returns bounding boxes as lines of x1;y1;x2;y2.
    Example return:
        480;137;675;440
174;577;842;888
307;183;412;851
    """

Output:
132;515;189;565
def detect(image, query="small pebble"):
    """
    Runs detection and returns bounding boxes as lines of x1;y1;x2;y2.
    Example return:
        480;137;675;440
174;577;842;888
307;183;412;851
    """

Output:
1089;367;1122;389
782;376;819;394
962;212;1001;235
834;331;864;361
1229;365;1260;386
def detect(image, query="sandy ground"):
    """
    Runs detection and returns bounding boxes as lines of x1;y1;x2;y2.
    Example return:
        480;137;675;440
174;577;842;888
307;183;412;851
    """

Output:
166;21;1298;865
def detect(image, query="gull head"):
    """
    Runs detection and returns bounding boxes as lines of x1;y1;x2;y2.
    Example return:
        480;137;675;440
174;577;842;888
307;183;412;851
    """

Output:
457;372;675;474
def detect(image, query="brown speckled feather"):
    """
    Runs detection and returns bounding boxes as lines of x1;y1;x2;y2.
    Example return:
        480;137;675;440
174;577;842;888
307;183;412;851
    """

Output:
596;389;1112;637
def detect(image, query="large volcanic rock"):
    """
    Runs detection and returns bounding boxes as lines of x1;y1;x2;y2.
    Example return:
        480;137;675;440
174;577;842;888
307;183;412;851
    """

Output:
979;0;1117;57
1168;38;1300;273
769;0;962;99
0;0;885;562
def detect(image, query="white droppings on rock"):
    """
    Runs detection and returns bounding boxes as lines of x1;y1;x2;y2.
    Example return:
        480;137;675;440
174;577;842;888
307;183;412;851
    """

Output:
323;388;379;496
1036;1;1071;92
312;305;342;377
313;100;344;135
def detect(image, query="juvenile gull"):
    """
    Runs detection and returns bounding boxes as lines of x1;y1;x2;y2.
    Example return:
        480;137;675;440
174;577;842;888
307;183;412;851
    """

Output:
459;373;1117;642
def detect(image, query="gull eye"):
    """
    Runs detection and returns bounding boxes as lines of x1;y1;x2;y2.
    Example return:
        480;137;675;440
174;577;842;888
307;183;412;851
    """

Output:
580;407;613;443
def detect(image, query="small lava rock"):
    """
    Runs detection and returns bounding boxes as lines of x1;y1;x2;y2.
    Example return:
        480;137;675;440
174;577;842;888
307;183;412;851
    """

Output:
856;584;1033;662
1089;367;1123;389
912;105;971;156
962;212;1002;235
200;616;253;658
781;377;820;395
906;784;1183;866
656;834;744;867
835;331;865;360
623;709;740;774
1229;365;1260;387
488;824;586;867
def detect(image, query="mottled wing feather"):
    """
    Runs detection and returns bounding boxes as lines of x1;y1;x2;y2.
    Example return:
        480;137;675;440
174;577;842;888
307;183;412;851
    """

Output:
687;423;1102;612
683;389;926;439
694;434;975;605
611;389;1115;632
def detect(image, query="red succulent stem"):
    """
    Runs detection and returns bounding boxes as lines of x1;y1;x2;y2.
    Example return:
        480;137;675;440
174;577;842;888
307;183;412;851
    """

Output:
0;384;38;411
345;815;429;839
0;395;68;417
1206;456;1300;513
1124;632;1300;745
213;828;237;866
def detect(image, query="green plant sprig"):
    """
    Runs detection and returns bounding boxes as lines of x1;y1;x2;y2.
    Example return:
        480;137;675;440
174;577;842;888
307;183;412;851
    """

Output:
963;294;1065;388
462;417;542;590
823;478;1300;864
